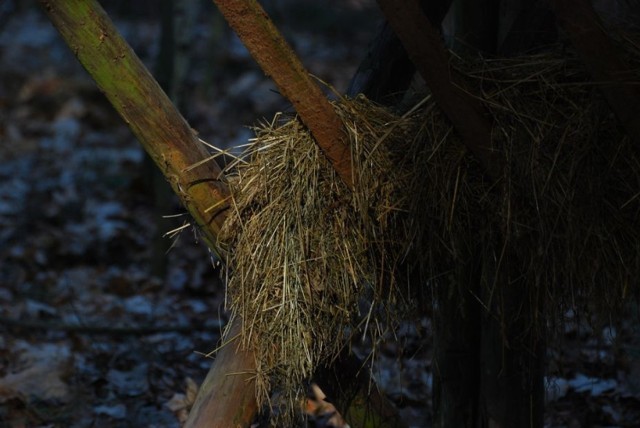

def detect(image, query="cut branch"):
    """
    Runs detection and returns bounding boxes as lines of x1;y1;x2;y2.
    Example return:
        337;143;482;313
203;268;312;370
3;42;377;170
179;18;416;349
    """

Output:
553;0;640;150
377;0;503;181
212;0;354;188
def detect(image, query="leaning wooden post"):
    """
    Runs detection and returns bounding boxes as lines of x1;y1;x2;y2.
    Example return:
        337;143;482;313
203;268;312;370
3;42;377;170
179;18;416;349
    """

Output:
39;1;258;426
39;0;229;252
377;0;502;180
212;0;354;188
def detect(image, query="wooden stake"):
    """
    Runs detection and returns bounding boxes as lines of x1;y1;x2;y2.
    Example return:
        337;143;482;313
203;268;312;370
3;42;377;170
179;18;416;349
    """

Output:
212;0;354;188
39;0;230;256
377;0;504;181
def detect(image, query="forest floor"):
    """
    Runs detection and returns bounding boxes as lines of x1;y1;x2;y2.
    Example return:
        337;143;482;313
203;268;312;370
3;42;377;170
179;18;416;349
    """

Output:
1;2;640;427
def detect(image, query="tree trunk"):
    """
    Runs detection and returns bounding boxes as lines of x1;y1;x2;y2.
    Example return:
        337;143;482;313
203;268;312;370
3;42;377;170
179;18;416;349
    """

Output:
479;269;545;428
376;1;551;426
432;256;481;428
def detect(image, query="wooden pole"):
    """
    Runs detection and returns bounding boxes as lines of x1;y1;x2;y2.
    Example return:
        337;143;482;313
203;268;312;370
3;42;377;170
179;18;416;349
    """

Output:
39;0;230;256
39;2;259;426
377;0;503;181
553;0;640;150
185;321;257;428
212;0;354;188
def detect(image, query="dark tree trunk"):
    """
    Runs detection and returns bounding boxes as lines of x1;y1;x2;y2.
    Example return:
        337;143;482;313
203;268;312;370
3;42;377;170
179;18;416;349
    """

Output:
432;253;482;428
433;1;551;427
347;0;453;103
478;253;545;428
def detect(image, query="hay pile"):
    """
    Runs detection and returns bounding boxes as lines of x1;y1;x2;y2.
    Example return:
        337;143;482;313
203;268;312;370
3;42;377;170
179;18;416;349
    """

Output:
220;98;418;420
218;45;640;423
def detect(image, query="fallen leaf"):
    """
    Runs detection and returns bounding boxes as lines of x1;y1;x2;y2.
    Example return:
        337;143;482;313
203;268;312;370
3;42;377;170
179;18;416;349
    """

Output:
304;383;350;428
165;377;199;424
0;342;72;403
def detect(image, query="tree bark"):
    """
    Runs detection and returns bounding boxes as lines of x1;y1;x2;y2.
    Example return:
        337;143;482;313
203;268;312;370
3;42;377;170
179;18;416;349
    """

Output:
185;320;258;428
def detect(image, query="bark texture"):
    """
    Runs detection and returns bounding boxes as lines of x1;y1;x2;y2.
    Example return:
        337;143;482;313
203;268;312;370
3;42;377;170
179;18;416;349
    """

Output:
184;320;258;428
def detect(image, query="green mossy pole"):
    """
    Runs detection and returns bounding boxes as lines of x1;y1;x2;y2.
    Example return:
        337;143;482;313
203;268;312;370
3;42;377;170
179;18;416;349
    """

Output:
39;1;259;426
39;0;229;257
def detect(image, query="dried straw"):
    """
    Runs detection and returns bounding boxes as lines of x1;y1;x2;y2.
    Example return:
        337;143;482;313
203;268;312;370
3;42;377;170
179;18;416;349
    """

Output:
217;42;640;423
220;97;418;422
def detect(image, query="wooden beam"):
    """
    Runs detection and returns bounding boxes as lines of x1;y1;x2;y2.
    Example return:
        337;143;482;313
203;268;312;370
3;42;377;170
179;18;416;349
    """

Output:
184;320;257;428
377;0;503;181
553;0;640;150
39;0;230;256
212;0;354;188
39;2;258;427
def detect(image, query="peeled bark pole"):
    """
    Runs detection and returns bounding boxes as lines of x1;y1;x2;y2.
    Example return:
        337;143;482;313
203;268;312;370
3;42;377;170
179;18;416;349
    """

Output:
185;321;257;428
39;0;229;254
553;0;640;149
377;0;503;180
39;1;258;426
212;0;354;188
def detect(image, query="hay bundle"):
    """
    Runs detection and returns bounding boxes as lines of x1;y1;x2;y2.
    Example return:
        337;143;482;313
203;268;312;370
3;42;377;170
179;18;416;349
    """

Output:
418;49;640;317
219;44;640;423
220;98;418;419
